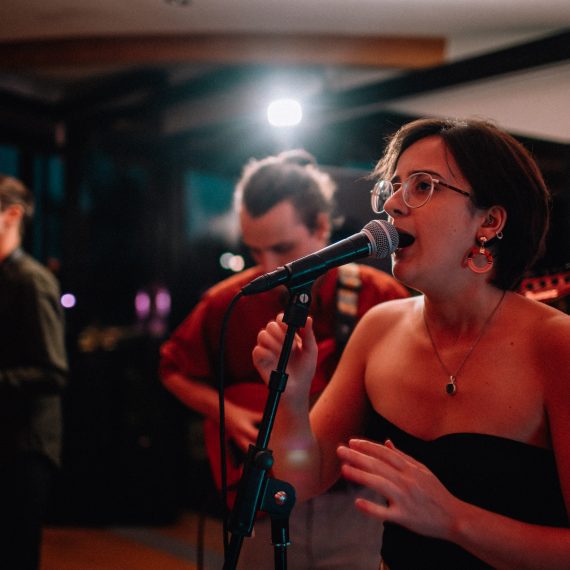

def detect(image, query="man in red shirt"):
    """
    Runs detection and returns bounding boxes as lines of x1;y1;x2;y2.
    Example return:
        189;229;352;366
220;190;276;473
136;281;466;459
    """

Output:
160;150;408;568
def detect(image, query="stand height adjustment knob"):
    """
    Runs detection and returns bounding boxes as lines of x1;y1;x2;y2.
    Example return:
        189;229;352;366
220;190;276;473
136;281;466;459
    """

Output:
274;490;289;505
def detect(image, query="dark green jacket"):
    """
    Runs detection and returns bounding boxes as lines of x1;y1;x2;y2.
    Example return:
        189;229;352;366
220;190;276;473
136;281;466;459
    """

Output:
0;248;67;467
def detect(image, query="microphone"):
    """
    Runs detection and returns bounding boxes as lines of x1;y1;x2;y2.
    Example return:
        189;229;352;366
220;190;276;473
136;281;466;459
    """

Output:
241;219;403;296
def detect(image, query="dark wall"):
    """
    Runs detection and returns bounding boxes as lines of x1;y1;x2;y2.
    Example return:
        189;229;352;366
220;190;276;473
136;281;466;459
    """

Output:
1;89;568;523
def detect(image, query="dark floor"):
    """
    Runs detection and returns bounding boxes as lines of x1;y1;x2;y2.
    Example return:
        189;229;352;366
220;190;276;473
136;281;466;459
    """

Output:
41;511;225;570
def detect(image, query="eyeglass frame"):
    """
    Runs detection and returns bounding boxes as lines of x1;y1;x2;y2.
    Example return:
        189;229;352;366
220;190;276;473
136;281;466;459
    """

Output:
371;171;472;214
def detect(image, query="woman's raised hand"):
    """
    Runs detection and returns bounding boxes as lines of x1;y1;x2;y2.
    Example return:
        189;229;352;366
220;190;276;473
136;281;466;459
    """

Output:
253;314;318;405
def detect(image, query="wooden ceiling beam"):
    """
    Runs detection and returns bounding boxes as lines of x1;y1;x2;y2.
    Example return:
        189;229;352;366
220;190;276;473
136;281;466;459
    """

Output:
0;33;445;69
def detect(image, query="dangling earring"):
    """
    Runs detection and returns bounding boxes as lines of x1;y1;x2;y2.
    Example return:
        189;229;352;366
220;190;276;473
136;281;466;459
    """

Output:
467;236;493;274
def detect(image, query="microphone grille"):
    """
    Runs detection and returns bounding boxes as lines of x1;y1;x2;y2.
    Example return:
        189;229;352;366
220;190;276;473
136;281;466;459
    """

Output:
363;220;399;258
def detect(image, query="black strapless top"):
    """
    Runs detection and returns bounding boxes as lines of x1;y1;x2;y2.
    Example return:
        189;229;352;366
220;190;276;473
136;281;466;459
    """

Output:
365;412;568;569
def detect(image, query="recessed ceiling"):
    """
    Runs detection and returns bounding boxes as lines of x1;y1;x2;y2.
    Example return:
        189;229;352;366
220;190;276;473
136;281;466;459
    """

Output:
1;1;569;143
1;0;568;40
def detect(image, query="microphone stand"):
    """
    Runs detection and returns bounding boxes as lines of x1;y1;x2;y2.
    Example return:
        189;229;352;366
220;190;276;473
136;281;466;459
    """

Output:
223;282;314;570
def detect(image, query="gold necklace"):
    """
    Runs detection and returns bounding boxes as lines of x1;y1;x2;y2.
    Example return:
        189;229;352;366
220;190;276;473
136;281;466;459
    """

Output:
423;292;506;395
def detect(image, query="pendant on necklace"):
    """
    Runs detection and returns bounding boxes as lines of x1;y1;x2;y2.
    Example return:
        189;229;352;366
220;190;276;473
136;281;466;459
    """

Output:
446;376;457;396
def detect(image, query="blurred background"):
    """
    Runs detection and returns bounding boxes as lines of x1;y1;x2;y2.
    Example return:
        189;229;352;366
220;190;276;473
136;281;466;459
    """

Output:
0;0;569;561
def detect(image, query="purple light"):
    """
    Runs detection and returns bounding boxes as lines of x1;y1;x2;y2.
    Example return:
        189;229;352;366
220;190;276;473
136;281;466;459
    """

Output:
61;293;76;309
155;288;171;317
135;291;151;319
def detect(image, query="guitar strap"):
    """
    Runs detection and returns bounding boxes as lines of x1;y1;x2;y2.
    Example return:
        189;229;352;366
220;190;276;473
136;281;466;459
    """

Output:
335;263;362;354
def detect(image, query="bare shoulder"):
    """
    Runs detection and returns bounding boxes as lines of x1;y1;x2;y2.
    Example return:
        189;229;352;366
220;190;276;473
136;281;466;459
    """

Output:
528;301;570;481
541;310;570;393
520;297;570;399
355;295;421;338
527;299;570;358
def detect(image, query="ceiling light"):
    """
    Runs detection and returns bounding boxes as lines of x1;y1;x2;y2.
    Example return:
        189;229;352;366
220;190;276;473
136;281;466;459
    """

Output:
267;99;303;127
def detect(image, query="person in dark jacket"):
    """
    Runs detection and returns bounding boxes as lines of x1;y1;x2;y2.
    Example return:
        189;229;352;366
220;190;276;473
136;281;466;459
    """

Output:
0;174;68;570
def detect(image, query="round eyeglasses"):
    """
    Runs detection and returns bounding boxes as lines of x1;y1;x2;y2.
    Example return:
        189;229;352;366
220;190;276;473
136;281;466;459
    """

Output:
371;172;471;214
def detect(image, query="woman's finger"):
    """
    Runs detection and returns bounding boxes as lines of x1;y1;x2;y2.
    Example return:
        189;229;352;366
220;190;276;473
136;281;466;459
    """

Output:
347;438;424;471
354;497;391;520
342;439;407;472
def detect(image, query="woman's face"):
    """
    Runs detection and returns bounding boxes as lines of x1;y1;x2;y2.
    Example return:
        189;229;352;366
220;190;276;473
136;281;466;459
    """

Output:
384;135;483;294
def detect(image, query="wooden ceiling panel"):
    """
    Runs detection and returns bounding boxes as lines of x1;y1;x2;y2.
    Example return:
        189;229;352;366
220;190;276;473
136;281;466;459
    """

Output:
0;33;445;69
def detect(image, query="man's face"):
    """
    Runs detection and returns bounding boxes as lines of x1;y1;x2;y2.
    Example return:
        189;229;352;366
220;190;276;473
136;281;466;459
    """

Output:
0;203;24;247
240;200;329;274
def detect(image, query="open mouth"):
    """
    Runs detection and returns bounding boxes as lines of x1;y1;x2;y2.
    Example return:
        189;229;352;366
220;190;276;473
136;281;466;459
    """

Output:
396;229;415;248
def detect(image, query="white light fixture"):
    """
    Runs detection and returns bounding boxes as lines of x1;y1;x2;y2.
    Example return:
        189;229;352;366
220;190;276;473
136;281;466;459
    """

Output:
267;98;303;127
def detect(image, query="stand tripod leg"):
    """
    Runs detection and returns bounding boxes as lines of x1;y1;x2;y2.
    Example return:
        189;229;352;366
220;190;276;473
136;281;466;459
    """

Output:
271;516;290;570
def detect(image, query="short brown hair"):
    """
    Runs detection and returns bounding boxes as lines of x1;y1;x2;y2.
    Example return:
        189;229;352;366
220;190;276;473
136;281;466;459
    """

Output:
373;118;550;290
234;149;336;231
